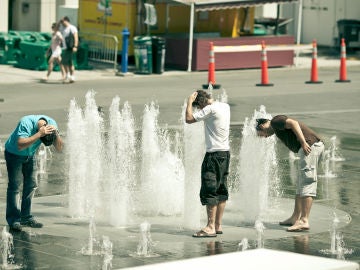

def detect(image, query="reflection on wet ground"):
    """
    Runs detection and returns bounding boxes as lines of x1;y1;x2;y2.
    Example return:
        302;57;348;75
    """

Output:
0;126;359;268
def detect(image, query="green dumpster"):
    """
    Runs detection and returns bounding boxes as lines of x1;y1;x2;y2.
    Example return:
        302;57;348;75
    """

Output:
15;41;49;70
9;31;48;43
9;31;50;70
0;33;7;64
76;42;92;70
0;33;22;64
151;36;165;74
133;36;152;74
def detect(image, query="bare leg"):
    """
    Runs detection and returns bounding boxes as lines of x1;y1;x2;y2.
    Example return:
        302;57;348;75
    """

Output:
193;204;218;237
299;196;313;224
287;196;312;231
280;195;301;225
44;57;55;80
57;58;66;81
215;200;226;232
203;204;217;234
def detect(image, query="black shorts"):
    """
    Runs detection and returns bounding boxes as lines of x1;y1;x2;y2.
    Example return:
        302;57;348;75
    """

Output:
200;151;230;205
61;49;73;66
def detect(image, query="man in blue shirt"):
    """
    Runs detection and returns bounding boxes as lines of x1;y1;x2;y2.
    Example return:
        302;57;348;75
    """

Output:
4;115;63;232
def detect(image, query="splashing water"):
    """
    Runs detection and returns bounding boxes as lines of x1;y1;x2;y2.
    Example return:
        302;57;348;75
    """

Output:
36;144;51;176
107;96;136;227
67;92;187;225
67;91;104;218
1;227;21;269
238;238;249;251
67;98;87;218
330;213;340;254
81;216;100;256
233;105;280;222
319;150;337;178
130;221;159;258
182;101;204;230
101;236;113;270
329;136;345;162
319;212;353;258
319;136;345;179
254;219;266;248
139;102;185;216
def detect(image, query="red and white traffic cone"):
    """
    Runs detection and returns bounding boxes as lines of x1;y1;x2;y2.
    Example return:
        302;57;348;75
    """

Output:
335;38;351;83
306;39;323;84
202;42;221;90
256;41;274;87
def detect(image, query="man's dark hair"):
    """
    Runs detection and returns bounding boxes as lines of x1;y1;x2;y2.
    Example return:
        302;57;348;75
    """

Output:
255;118;269;131
40;132;57;146
38;117;56;146
192;90;211;107
63;16;70;22
39;117;48;125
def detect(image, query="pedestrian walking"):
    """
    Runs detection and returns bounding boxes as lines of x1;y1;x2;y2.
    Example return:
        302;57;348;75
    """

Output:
60;16;78;83
42;22;65;82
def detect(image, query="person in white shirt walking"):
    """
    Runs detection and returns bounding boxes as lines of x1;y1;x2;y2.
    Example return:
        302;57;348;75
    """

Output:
60;16;78;83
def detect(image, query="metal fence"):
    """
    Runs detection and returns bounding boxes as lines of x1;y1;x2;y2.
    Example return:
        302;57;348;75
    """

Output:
79;32;119;72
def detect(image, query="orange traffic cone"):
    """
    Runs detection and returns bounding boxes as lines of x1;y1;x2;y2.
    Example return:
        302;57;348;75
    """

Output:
306;40;323;84
202;42;221;89
256;41;274;87
335;38;351;83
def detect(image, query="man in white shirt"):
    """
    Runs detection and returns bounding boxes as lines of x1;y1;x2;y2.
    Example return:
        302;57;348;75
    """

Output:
60;16;79;83
186;90;231;237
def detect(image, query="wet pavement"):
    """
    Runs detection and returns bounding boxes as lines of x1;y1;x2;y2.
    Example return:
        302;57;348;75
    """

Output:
0;53;359;269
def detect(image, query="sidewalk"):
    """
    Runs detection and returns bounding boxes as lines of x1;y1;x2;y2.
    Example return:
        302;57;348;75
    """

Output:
1;51;359;85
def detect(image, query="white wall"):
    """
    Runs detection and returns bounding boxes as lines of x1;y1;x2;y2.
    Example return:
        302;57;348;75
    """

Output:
12;0;41;31
255;3;278;18
0;1;9;32
40;0;57;32
301;0;360;46
57;6;79;26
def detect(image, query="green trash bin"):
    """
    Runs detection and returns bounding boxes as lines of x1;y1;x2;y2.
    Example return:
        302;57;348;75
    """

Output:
133;36;152;74
15;41;49;70
0;33;22;64
76;42;92;70
0;33;7;64
151;36;165;74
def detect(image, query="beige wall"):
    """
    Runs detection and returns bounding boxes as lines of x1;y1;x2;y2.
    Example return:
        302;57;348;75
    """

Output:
10;0;74;32
0;1;9;32
12;0;41;30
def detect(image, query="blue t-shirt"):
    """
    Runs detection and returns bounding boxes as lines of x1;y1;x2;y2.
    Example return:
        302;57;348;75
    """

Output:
5;115;58;156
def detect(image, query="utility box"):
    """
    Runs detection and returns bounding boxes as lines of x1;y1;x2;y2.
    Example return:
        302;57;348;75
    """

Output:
337;19;360;50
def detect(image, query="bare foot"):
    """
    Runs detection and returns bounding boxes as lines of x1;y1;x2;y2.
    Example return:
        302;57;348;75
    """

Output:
279;217;296;226
286;220;310;232
201;227;216;235
215;224;223;234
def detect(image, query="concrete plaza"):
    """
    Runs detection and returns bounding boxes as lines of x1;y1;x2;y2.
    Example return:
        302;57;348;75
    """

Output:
0;53;359;269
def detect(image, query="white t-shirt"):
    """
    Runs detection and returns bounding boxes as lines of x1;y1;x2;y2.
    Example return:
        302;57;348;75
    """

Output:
61;24;78;49
193;101;230;152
